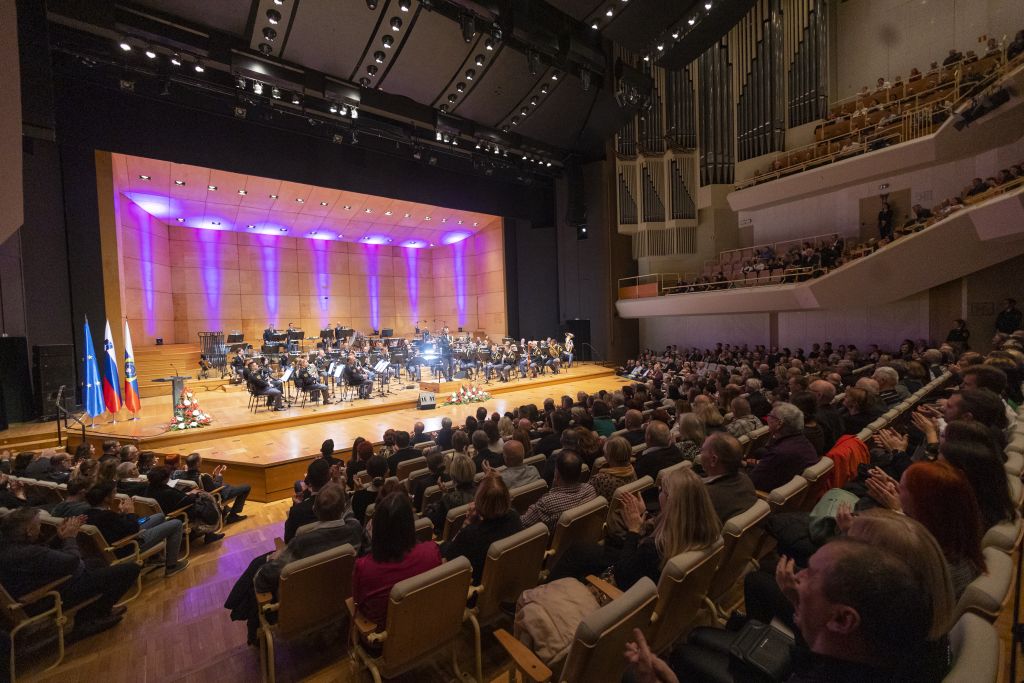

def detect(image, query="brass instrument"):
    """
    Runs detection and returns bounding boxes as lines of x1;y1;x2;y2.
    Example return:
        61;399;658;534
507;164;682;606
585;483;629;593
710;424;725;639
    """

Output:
549;343;562;358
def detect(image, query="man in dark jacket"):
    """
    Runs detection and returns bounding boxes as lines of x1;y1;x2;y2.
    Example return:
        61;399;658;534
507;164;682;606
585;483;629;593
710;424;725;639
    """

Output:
174;452;251;523
809;379;842;453
635;421;682;485
621;410;646;446
434;417;455;451
700;433;758;524
0;508;139;640
144;465;224;544
747;402;820;492
283;459;337;543
386;430;420;476
471;429;504;472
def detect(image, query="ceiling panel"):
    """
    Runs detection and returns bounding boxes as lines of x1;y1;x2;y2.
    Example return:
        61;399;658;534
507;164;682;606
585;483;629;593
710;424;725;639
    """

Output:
381;10;473;106
280;0;382;80
544;0;604;23
457;48;543;128
515;74;594;148
132;0;253;38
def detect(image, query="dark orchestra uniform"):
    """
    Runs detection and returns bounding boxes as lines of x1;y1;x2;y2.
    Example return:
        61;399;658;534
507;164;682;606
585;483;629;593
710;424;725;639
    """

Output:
244;366;284;410
344;363;373;399
296;365;330;404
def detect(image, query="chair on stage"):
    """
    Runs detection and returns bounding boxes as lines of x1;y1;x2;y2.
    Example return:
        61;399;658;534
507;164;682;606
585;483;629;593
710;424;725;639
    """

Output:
246;381;264;413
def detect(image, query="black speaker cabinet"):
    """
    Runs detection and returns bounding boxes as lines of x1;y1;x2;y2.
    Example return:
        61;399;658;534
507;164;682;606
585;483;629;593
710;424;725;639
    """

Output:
33;344;76;421
564;319;592;362
0;337;35;423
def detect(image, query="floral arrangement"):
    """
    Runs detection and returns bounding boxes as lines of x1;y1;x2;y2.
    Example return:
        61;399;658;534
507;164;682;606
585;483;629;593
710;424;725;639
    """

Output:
169;387;213;430
443;385;492;406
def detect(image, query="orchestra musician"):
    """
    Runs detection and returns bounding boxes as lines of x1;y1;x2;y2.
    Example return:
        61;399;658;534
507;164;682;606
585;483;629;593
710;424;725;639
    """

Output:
343;353;373;399
295;358;331;404
198;354;212;380
262;325;277;344
543;338;561;375
244;360;285;410
563;332;575;368
436;327;454;381
405;343;422;382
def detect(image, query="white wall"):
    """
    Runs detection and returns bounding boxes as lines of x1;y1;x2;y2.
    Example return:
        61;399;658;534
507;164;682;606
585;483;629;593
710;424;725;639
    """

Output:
640;313;771;351
741;135;1024;244
777;293;931;349
835;0;1024;99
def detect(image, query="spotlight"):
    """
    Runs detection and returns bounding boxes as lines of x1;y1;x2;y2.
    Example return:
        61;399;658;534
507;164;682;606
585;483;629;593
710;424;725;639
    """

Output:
425;216;431;220
475;141;481;149
520;107;528;115
606;7;613;16
274;0;283;5
399;0;410;10
174;180;185;185
460;15;476;43
705;1;712;9
457;220;463;224
271;87;281;99
211;221;221;226
177;217;185;222
521;154;527;160
258;43;273;55
591;22;598;29
365;208;372;213
530;96;538;105
253;81;264;95
374;51;385;63
247;224;256;229
233;106;247;119
170;53;181;66
365;0;377;9
475;54;485;66
263;27;277;41
238;189;247;195
138;175;150;180
118;38;132;51
267;9;281;23
296;198;305;203
456;82;466;92
465;68;475;80
404;213;411;218
390;17;402;31
657;44;664;51
350;107;358;119
329;102;338;113
291;93;301;105
672;30;679;39
280;227;288;232
491;25;502;41
540;84;549;94
448;94;457;103
194;60;205;73
270;194;278;198
551;71;560;81
359;77;370;86
546;162;552;167
441;218;447;223
367;65;378;76
320;201;328;206
208;185;217;190
435;131;443;141
485;38;494;51
344;205;352;210
384;210;393;215
688;17;695;24
643;55;650;62
339;106;348;116
145;47;157;59
511;116;520;125
236;75;246;89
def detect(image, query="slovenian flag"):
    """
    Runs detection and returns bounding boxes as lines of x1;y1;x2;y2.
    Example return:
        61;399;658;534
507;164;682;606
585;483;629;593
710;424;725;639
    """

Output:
82;317;105;419
123;320;141;414
102;319;122;414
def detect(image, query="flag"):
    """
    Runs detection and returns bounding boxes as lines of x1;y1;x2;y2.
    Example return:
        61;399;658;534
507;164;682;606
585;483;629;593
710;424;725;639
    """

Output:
101;319;122;414
82;317;105;419
123;320;141;415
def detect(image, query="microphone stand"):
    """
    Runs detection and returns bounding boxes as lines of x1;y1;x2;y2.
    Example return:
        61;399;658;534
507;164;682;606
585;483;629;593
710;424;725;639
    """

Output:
56;399;87;448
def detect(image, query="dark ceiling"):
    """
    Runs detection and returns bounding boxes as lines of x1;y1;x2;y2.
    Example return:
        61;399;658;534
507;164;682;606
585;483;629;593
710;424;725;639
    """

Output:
43;0;742;166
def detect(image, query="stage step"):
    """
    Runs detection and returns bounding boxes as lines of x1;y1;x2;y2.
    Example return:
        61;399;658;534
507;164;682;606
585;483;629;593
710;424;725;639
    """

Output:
0;431;62;452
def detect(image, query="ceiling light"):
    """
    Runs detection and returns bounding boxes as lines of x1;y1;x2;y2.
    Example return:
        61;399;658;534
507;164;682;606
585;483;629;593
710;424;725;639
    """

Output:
177;217;185;222
238;189;247;195
262;27;277;41
138;174;150;180
344;205;351;210
118;38;132;52
475;54;485;66
253;81;264;95
310;230;318;236
551;71;560;80
145;47;157;59
485;39;494;51
441;218;447;223
382;35;394;48
399;0;410;10
270;194;278;199
350;107;358;119
319;201;328;206
448;94;457;103
267;9;281;23
672;30;680;39
457;220;463;224
591;22;598;29
606;8;613;16
194;61;205;73
521;155;528;160
280;227;287;232
359;77;370;87
643;55;650;62
374;51;385;63
657;44;664;51
366;65;378;76
208;185;217;191
296;198;305;203
472;222;478;226
465;69;475;80
364;208;372;213
247;224;255;229
540;85;549;94
274;0;283;4
456;82;466;92
688;17;695;24
546;162;552;167
329;103;338;113
291;93;301;105
174;179;185;186
404;213;411;218
511;117;519;125
170;53;181;66
390;17;403;31
521;107;528;115
258;43;273;55
430;242;435;247
271;87;281;99
705;1;712;9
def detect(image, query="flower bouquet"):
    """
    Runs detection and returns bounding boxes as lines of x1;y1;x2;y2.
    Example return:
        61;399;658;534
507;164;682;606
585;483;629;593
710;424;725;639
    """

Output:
442;384;492;406
169;387;213;430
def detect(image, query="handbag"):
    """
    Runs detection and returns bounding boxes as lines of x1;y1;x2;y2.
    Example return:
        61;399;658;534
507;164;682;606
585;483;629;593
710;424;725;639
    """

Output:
728;619;795;682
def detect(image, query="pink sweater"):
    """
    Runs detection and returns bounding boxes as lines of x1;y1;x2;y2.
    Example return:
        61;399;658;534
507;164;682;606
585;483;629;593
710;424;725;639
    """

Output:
353;541;442;625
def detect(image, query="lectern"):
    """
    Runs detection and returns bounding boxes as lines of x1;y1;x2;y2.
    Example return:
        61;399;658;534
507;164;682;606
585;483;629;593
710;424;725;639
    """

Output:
153;376;191;417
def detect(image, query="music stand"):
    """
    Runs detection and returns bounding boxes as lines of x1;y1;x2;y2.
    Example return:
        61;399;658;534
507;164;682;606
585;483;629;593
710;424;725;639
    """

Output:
279;366;295;404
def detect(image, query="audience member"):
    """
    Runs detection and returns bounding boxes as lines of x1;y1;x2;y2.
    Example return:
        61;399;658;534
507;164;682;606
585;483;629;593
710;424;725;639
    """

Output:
441;473;522;583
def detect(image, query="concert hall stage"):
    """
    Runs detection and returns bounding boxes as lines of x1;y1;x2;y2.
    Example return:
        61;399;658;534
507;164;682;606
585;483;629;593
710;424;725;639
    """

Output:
56;364;625;501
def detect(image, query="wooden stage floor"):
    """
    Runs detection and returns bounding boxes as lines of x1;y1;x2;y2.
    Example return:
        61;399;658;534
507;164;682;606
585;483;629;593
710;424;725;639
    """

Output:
38;364;627;501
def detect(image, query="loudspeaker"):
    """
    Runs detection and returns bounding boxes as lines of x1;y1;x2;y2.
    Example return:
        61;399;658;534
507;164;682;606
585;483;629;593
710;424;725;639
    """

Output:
565;162;587;228
0;337;35;423
33;344;76;421
564;319;591;362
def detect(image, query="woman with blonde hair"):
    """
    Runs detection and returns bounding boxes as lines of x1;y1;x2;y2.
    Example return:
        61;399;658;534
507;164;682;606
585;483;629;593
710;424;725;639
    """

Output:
670;413;705;462
497;415;514;440
425;452;476;530
589;436;637;502
549;467;722;589
694;400;726;434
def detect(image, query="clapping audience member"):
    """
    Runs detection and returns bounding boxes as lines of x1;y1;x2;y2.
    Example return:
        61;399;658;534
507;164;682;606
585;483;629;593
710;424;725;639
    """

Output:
175;452;250;523
425;452;477;531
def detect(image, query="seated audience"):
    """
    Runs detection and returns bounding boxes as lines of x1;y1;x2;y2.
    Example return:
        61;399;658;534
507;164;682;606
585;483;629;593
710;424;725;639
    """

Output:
425;452;477;531
588;436;638;502
747;402;820;491
441;473;522;583
635;421;683;483
471;429;503;472
521;450;597;531
351;456;387;527
174;453;250;523
498;439;540;490
725;397;762;439
144;465;225;544
385;430;418;476
700;432;758;523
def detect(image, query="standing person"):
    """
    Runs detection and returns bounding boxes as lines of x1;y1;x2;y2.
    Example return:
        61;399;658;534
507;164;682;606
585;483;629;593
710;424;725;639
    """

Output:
995;298;1022;334
877;200;894;241
946;318;970;353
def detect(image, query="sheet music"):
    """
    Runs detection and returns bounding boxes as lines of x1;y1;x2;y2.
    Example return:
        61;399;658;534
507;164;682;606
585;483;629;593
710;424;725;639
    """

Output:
280;367;294;382
335;364;345;379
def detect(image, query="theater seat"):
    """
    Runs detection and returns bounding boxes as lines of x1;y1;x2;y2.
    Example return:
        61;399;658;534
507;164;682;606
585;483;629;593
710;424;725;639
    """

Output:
953;547;1014;622
943;612;999;683
705;499;770;619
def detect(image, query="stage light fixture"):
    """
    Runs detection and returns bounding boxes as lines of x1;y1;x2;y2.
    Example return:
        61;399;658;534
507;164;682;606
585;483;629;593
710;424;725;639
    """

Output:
485;38;494;51
465;68;475;80
390;17;402;31
271;87;281;99
399;0;410;10
253;81;264;95
177;217;185;222
296;198;305;203
208;185;217;191
263;27;277;41
194;60;205;73
460;15;476;43
270;194;279;199
374;51;385;64
258;43;273;55
688;17;695;24
329;102;338;113
365;0;378;9
171;53;181;66
267;9;281;23
456;82;466;93
291;93;301;105
145;47;157;59
551;71;560;80
119;38;132;51
175;180;185;186
320;201;328;206
475;54;485;66
238;189;247;195
350;107;359;119
591;22;598;29
382;35;394;48
606;7;613;16
366;65;378;76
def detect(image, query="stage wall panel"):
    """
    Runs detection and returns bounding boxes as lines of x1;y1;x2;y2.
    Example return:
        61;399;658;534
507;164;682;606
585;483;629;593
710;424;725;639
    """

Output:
118;196;506;345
